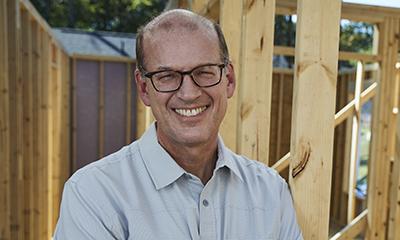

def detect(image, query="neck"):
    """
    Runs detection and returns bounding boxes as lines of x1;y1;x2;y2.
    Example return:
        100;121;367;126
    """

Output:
157;133;218;185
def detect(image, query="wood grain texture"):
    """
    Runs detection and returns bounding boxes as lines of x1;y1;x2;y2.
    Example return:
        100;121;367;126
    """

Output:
289;0;341;238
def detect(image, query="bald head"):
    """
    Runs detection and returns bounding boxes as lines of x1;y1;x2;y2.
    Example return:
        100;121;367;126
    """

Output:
136;9;229;71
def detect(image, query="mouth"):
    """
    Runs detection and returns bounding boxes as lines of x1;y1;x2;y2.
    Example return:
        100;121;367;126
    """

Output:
174;106;208;117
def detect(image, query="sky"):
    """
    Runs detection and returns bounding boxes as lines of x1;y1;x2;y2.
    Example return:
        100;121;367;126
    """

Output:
343;0;400;8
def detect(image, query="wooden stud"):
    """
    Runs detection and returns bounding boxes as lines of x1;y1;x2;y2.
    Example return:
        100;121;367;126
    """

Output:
7;0;25;238
275;73;285;163
289;0;341;238
238;0;275;165
126;63;132;144
347;61;364;223
387;35;400;240
219;0;243;152
0;0;10;239
31;20;41;240
21;8;34;240
367;17;399;240
71;54;135;63
99;61;105;158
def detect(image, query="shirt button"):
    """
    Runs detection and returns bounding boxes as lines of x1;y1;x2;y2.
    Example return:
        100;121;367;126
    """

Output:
202;199;209;207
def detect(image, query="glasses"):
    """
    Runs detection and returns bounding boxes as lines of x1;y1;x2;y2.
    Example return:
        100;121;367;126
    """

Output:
142;63;226;93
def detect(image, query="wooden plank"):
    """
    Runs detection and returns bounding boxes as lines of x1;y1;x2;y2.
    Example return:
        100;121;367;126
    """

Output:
388;36;400;240
126;63;132;144
238;0;275;165
7;0;25;239
367;17;399;240
347;61;363;223
219;0;243;152
99;61;104;158
31;20;41;240
38;31;51;240
274;45;382;62
72;54;134;63
275;73;285;162
330;210;368;240
0;0;11;239
289;0;341;238
388;68;400;239
18;0;66;52
334;82;377;126
72;58;77;171
21;8;34;240
272;152;290;173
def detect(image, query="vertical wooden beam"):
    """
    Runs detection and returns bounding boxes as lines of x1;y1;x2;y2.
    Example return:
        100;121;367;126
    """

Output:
31;20;41;240
126;63;132;144
289;0;341;238
388;64;400;240
219;0;243;152
99;61;104;158
7;0;24;238
72;58;77;171
347;61;364;223
238;0;275;165
21;8;34;240
275;73;285;162
0;0;10;239
367;17;399;240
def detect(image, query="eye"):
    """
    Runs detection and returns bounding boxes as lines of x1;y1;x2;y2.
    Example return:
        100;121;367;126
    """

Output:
155;71;179;81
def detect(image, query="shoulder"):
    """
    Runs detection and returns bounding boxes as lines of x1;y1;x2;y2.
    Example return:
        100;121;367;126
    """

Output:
226;148;287;192
69;141;140;185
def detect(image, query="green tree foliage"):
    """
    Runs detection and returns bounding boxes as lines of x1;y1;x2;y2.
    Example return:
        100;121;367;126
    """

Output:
30;0;166;32
273;15;373;68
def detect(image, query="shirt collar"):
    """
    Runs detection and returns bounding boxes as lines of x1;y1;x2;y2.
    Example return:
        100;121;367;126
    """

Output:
138;123;186;190
215;137;244;182
138;122;244;190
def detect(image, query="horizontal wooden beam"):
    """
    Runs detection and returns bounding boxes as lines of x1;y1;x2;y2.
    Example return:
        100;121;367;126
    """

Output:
276;0;400;23
274;45;381;62
330;210;368;240
71;54;135;63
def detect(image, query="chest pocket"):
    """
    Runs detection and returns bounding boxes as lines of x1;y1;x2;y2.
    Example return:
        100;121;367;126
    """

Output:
217;205;278;240
126;209;193;240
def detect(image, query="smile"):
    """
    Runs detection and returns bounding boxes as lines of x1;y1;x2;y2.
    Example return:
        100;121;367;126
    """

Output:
174;106;207;117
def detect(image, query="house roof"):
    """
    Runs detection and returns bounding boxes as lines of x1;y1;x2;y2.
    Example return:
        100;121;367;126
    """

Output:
53;28;136;59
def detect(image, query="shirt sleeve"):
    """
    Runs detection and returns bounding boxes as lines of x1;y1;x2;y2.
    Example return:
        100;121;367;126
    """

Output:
278;181;304;240
53;180;120;240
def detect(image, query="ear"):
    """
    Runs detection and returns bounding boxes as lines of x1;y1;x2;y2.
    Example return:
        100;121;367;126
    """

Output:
135;68;151;106
225;63;236;98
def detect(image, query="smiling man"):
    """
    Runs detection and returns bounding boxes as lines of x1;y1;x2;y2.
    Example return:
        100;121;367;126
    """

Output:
54;9;303;240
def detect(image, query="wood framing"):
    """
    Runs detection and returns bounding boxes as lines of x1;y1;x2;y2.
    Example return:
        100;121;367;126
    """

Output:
330;210;368;240
289;0;341;239
21;8;34;240
347;62;363;223
367;17;399;240
0;0;11;239
7;0;25;239
237;0;275;165
218;0;243;152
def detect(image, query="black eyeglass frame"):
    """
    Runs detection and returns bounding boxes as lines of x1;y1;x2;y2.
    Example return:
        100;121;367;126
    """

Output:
141;63;227;93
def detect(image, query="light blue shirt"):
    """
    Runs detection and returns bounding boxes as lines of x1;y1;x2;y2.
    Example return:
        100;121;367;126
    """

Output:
54;123;303;240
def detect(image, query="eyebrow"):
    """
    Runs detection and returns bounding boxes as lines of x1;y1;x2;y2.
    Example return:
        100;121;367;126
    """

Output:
155;62;221;71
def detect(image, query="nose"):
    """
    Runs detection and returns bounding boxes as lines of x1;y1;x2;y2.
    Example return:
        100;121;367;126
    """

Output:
176;74;202;101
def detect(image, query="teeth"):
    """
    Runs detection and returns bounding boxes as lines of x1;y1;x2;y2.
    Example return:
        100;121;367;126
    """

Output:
175;106;207;117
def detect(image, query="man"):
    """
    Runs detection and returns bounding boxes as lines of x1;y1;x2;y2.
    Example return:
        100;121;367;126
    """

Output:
54;9;303;240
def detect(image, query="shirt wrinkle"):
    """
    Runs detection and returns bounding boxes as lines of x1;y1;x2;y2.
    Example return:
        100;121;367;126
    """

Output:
53;122;303;240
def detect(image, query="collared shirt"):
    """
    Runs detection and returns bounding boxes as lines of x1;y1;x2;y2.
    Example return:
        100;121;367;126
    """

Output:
54;123;303;240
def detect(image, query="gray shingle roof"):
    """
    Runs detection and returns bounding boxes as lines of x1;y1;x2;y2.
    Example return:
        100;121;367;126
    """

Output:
53;28;136;59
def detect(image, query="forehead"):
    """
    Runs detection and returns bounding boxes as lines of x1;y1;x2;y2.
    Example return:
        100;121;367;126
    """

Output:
143;27;220;68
